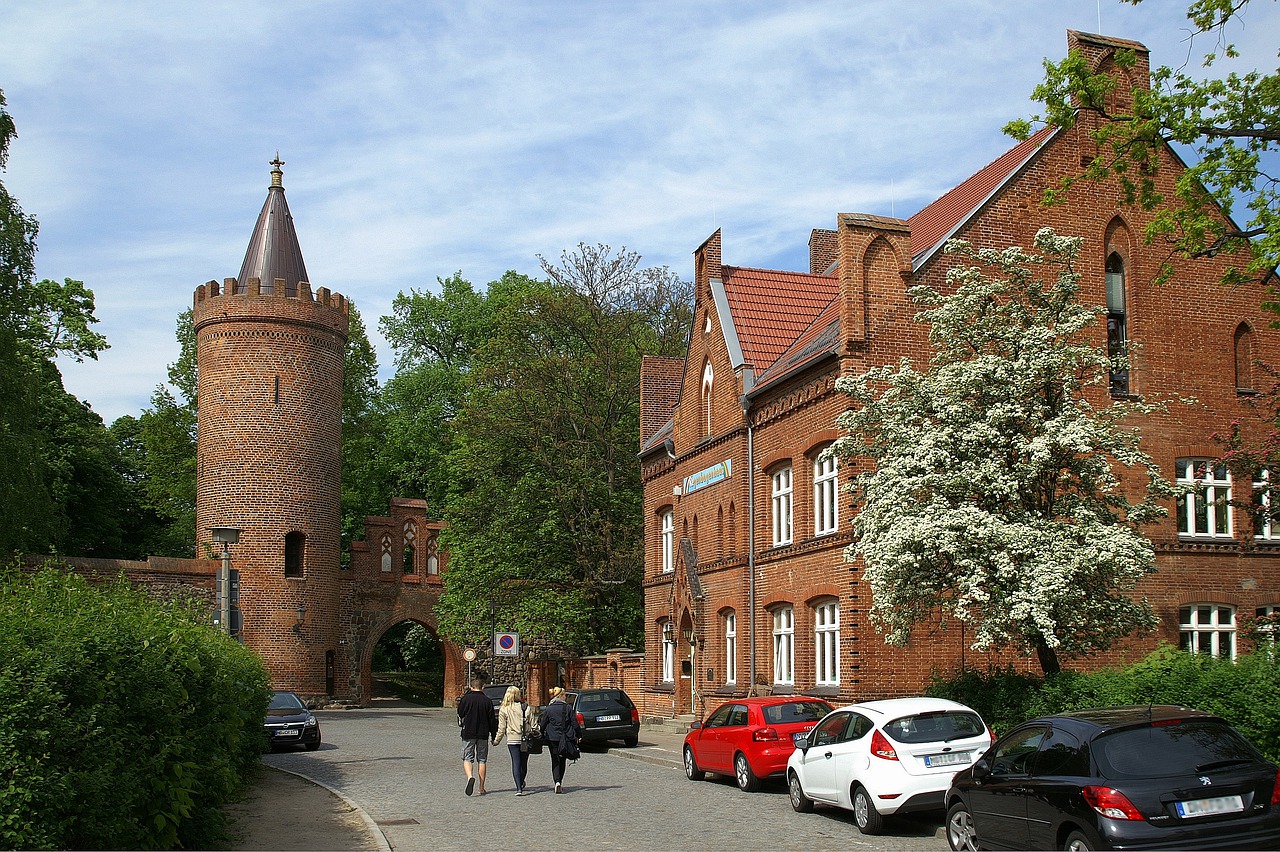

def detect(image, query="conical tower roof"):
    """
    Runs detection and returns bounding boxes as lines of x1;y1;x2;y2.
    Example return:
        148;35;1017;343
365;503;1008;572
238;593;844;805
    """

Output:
237;155;309;296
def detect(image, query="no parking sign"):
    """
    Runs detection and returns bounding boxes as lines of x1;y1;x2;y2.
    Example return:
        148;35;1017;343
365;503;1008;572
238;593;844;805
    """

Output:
494;632;519;657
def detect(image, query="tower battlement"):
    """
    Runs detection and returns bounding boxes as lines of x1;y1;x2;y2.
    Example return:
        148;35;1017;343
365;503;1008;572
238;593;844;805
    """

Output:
193;276;348;313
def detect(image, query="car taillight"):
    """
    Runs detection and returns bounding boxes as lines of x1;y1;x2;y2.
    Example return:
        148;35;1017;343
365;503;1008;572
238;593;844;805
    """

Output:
576;712;585;727
630;707;640;724
753;727;780;742
1272;771;1280;806
870;729;898;761
1082;786;1144;820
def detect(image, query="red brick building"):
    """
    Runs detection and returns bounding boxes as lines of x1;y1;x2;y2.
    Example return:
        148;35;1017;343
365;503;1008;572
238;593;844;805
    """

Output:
639;31;1280;720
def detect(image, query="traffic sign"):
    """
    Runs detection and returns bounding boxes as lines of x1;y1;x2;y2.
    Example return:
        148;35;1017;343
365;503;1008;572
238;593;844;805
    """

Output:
494;632;519;657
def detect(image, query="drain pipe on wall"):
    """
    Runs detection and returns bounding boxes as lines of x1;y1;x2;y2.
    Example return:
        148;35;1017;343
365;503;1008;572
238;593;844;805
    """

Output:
743;393;757;695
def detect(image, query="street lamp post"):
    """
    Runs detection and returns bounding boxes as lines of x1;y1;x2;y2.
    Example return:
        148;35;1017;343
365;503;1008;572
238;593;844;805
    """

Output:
489;600;496;684
209;526;242;635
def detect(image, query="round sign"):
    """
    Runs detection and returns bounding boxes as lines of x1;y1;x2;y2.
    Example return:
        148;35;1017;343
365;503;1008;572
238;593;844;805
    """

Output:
498;634;516;651
463;648;476;662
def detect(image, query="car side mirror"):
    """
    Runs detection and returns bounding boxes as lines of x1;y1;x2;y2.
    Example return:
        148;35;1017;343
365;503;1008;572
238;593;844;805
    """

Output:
689;720;702;730
971;758;992;780
794;734;810;752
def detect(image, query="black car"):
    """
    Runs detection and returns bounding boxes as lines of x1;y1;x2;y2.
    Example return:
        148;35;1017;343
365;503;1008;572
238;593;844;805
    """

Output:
945;705;1280;851
484;683;515;710
263;690;322;751
568;688;640;748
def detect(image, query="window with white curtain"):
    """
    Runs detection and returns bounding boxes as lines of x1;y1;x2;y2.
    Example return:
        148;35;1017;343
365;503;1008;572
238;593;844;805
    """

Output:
814;601;840;686
724;611;737;684
772;466;793;546
814;454;839;536
773;606;794;685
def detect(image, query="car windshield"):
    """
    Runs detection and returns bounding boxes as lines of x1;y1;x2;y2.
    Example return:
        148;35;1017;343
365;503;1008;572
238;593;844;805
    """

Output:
577;691;631;711
269;692;305;711
1094;720;1261;779
762;701;831;725
882;710;985;744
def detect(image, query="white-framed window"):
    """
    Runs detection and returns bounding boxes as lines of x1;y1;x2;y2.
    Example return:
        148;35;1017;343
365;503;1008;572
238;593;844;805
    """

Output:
702;360;714;436
660;509;674;573
814;454;839;536
1255;469;1277;540
1255;604;1280;650
772;466;793;546
1176;459;1232;538
772;606;794;685
661;622;675;681
1180;604;1236;659
724;611;737;684
814;601;840;686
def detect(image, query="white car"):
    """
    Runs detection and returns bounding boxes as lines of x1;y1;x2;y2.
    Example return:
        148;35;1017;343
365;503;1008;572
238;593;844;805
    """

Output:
786;697;993;835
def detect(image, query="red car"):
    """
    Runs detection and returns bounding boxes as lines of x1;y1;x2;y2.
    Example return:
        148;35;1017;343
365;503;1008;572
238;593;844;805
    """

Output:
683;696;834;791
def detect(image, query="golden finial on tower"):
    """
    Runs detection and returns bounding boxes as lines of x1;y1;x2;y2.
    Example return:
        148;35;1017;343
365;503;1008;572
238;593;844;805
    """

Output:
270;153;284;188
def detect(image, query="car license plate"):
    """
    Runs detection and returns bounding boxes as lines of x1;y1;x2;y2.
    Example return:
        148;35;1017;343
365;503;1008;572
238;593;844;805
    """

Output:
597;714;621;722
275;729;300;737
1175;795;1244;818
923;751;970;767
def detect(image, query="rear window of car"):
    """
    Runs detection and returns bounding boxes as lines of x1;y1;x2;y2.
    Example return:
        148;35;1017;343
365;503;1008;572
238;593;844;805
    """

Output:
763;701;831;725
882;710;986;744
1094;720;1262;779
577;691;633;712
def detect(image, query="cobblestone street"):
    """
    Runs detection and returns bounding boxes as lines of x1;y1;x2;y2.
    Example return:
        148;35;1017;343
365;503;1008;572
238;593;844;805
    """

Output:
264;699;949;851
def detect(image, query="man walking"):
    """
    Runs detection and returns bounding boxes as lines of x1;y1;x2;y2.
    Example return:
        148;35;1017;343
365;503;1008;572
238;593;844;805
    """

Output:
457;677;498;796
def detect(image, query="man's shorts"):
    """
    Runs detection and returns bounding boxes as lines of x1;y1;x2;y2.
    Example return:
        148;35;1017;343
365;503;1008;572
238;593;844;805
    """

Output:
462;737;489;763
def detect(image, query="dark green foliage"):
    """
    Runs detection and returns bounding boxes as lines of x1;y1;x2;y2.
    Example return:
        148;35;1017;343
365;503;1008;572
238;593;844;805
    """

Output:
0;561;270;850
928;646;1280;760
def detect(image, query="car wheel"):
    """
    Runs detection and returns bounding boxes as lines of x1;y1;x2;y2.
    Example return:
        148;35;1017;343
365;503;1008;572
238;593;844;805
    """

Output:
852;785;884;835
683;746;705;781
623;736;638;748
1062;830;1093;851
305;740;320;751
788;770;814;813
946;801;980;852
734;752;761;792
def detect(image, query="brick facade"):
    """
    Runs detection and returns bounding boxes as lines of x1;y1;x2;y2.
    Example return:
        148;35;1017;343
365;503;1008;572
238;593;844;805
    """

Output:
639;30;1280;721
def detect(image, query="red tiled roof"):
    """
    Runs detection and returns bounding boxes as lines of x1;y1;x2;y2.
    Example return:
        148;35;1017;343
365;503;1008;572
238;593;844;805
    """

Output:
722;266;838;371
907;126;1057;259
752;299;840;392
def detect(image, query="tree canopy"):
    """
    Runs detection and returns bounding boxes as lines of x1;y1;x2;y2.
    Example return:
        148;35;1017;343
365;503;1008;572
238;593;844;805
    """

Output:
1006;0;1278;288
833;229;1175;674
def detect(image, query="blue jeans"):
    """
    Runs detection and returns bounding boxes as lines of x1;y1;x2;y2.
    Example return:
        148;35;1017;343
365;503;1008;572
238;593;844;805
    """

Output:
506;742;529;792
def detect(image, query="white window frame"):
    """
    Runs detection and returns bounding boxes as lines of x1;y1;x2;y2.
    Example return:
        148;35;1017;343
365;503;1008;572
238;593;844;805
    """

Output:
772;466;793;546
814;454;839;536
660;509;674;573
724;612;737;684
661;623;675;682
1255;469;1277;540
814;601;840;686
772;606;794;685
1176;458;1232;539
1180;604;1236;659
1255;604;1280;650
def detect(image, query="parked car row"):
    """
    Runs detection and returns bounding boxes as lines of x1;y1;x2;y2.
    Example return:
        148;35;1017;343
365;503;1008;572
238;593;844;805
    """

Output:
682;695;1280;851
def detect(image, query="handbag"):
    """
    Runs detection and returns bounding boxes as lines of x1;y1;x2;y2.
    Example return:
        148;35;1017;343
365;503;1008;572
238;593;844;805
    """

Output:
520;704;544;753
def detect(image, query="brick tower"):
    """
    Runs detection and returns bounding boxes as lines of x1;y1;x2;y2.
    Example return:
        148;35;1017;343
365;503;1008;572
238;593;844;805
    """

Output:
193;157;349;697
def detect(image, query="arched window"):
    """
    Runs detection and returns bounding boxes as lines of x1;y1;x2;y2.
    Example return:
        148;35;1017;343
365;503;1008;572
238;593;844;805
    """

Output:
380;534;393;573
723;610;737;684
660;509;674;573
284;531;305;578
426;536;439;575
701;359;714;436
1106;253;1129;395
814;600;840;686
1236;323;1255;393
772;606;794;685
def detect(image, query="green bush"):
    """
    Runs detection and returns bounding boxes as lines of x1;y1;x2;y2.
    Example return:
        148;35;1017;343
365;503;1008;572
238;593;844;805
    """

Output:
0;561;270;849
927;646;1280;762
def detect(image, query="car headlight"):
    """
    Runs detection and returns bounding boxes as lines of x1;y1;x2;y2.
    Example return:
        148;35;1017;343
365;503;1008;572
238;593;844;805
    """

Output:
305;716;318;727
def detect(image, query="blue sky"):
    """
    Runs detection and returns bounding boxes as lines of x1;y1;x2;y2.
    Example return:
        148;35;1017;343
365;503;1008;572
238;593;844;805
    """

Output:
1;1;1277;424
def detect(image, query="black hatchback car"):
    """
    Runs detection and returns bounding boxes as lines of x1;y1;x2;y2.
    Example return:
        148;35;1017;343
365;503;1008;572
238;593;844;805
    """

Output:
568;688;640;748
945;705;1280;851
263;690;322;751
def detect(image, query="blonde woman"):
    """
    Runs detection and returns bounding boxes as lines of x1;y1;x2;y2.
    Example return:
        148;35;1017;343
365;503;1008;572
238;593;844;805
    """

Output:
492;685;534;795
537;686;582;794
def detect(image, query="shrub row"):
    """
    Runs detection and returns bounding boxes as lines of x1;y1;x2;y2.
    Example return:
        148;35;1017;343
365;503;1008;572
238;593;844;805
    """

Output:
0;562;270;850
927;646;1280;761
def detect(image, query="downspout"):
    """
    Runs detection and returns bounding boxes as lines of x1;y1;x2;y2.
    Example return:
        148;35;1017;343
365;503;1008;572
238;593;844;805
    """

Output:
743;393;756;695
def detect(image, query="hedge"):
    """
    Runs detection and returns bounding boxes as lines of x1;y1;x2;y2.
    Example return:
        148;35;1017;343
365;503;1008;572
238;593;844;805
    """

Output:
927;645;1280;762
0;561;270;849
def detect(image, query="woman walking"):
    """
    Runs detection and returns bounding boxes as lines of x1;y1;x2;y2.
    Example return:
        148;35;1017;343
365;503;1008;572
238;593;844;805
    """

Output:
492;686;534;795
539;686;582;794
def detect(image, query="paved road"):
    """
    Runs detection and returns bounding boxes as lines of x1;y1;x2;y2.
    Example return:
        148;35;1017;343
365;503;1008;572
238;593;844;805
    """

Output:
265;699;950;851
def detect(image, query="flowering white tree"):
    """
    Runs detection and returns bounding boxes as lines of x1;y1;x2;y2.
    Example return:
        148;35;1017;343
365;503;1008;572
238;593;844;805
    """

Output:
832;229;1176;675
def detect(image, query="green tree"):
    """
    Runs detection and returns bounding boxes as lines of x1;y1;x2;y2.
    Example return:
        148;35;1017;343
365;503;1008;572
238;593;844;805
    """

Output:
833;230;1176;675
437;246;691;653
1006;0;1279;288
